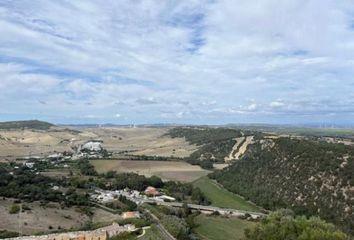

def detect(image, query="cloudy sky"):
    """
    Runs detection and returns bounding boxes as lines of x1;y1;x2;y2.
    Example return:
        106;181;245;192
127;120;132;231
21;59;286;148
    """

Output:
1;0;354;125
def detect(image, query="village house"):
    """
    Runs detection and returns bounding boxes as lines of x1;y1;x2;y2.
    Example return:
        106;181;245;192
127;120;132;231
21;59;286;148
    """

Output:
122;211;140;219
144;186;160;196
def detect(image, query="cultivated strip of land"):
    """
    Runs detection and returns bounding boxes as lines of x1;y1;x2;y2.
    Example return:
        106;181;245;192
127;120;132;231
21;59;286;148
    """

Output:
193;177;260;211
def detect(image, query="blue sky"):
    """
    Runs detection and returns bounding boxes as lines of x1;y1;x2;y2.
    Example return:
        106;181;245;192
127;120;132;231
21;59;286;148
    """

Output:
1;0;354;125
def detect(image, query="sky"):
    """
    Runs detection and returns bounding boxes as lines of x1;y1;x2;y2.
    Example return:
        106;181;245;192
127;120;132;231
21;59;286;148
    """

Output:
1;0;354;125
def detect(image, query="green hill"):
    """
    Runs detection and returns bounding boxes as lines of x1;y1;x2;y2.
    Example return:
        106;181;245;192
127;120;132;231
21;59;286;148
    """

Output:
210;137;354;234
168;127;246;168
0;120;54;130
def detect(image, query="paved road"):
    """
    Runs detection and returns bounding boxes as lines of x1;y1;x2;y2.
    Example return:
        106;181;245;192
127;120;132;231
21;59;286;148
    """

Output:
144;209;176;240
155;201;266;218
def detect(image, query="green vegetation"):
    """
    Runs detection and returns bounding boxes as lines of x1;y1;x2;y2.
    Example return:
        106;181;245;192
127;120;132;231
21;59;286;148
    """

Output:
164;181;210;205
269;127;354;137
100;171;163;191
193;215;255;240
0;164;90;207
0;230;19;239
244;210;352;240
169;127;243;145
108;231;140;240
169;127;245;168
140;225;165;240
77;159;98;176
193;177;260;211
8;204;20;214
105;195;138;212
0;120;54;130
95;170;209;205
211;137;354;234
146;205;196;240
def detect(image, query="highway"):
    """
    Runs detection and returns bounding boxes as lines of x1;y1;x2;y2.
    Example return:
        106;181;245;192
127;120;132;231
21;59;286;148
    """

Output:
155;201;266;219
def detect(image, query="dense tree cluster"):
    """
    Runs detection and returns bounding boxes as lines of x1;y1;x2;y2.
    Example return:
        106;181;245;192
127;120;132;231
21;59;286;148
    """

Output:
0;164;90;207
77;159;98;176
169;127;243;145
211;137;354;234
0;120;53;130
244;210;352;240
148;205;198;240
164;181;210;205
169;127;246;168
105;195;137;212
100;171;163;191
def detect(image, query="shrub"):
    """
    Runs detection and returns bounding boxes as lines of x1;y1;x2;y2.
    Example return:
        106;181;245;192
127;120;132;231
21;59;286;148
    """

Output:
9;204;20;214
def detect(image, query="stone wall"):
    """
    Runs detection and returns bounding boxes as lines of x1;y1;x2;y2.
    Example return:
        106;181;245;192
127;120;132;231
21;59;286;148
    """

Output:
5;223;136;240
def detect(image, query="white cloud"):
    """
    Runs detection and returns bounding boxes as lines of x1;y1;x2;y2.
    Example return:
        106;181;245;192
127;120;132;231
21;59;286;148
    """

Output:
0;0;354;124
270;101;285;108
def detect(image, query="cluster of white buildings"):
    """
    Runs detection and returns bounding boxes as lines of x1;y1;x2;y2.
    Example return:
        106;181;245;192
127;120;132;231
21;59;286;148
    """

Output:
72;140;107;160
91;187;176;205
21;140;108;168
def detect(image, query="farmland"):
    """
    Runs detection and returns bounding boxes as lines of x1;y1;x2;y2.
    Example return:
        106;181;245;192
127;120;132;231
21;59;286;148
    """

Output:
193;215;256;240
0;198;122;235
91;160;210;182
193;177;260;211
0;127;197;161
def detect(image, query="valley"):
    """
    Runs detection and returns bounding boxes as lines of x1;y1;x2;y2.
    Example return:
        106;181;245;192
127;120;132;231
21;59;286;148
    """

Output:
0;121;353;239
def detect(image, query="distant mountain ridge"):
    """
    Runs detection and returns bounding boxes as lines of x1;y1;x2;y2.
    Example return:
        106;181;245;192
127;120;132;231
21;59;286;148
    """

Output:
0;120;54;130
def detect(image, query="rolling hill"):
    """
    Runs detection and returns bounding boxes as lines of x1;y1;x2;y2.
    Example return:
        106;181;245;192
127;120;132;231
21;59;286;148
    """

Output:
210;137;354;234
0;120;54;130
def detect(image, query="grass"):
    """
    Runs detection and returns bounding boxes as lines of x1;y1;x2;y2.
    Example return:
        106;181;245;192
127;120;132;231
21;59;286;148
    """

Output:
193;215;256;240
140;225;165;240
193;176;260;211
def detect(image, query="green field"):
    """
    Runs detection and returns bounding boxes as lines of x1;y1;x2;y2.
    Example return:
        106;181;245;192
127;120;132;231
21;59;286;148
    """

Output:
194;215;255;240
193;177;260;211
139;225;165;240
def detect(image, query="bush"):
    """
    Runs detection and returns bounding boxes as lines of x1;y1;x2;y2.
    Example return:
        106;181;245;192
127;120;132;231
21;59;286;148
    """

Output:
9;204;20;214
0;230;19;239
244;211;352;240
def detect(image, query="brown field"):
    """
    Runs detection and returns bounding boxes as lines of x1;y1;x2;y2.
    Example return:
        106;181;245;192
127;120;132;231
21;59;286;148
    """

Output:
88;127;197;157
0;199;89;235
0;199;121;235
0;127;197;161
91;160;210;182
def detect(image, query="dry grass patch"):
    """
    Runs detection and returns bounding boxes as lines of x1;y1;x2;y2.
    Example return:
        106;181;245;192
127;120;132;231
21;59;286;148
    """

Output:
91;160;210;182
0;199;89;235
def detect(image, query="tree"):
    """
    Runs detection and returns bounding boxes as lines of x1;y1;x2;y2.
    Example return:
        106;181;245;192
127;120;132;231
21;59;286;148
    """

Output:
244;210;352;240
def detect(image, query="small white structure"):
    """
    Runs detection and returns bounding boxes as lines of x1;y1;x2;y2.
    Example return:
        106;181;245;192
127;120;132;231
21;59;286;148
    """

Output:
47;153;63;160
81;140;103;152
158;195;176;202
24;162;34;168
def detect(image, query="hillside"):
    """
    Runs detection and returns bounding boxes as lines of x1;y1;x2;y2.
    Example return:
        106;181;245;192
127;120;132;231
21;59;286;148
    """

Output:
210;137;354;234
0;120;54;130
169;127;248;168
